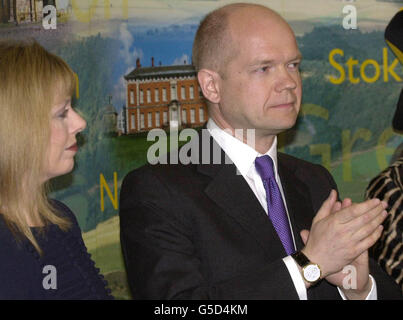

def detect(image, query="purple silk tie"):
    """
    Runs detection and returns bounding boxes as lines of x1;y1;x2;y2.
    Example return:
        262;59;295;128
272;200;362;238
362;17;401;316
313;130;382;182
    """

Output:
255;155;295;255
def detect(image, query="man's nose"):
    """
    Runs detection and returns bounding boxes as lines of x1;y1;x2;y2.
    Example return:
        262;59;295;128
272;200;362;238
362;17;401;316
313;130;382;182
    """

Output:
274;68;298;92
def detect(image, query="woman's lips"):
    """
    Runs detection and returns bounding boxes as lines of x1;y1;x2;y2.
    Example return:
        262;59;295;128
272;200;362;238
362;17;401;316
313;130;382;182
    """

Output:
66;143;78;152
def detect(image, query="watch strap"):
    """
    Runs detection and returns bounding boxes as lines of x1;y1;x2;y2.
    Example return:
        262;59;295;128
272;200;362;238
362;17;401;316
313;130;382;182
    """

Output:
291;251;310;267
291;251;322;285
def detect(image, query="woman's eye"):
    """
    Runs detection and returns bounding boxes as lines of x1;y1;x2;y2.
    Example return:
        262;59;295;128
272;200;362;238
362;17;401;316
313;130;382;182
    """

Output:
59;109;68;118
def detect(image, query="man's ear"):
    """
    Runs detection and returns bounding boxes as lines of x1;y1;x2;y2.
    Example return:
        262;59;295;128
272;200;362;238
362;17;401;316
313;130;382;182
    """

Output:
197;69;221;104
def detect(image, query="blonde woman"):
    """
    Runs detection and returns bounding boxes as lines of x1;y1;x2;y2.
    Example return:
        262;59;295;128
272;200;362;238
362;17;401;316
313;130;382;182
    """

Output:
0;41;113;299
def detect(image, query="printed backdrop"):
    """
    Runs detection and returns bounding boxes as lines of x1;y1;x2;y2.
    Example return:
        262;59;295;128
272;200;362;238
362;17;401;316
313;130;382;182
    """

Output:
1;0;402;299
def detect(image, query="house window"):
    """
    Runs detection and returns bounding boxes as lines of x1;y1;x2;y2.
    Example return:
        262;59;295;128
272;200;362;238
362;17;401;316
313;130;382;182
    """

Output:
130;90;135;104
199;107;205;122
190;108;195;123
148;112;152;128
163;111;168;124
155;112;160;127
171;85;176;100
140;89;144;104
140;113;145;129
181;86;186;100
182;109;187;124
189;86;194;100
147;89;151;103
155;88;159;102
131;114;135;130
162;88;167;101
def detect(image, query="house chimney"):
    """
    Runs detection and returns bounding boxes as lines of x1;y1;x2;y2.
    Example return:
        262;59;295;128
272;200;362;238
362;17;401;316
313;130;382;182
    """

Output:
136;58;141;68
151;57;154;67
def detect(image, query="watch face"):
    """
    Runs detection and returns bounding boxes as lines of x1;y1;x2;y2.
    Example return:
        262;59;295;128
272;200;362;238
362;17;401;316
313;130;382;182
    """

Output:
303;264;321;282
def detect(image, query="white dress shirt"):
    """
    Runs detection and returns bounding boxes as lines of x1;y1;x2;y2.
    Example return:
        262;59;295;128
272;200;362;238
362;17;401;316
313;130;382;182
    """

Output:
206;118;377;300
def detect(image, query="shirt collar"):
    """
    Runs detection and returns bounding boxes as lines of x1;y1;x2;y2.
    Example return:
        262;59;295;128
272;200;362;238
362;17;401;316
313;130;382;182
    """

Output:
206;118;279;179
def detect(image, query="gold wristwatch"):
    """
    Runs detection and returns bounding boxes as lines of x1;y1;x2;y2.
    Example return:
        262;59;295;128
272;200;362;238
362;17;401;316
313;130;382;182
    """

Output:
291;251;322;285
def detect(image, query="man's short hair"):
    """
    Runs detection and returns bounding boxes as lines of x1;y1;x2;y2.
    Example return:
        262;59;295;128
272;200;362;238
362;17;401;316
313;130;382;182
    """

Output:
192;3;280;74
192;3;251;73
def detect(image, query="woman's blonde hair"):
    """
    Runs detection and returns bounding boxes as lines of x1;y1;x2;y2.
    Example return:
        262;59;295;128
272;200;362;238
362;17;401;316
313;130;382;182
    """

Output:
0;40;75;253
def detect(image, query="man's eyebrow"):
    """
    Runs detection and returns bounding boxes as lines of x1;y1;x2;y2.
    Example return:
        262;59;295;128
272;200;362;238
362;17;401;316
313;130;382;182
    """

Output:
248;59;275;67
291;53;303;61
285;53;303;62
248;54;303;67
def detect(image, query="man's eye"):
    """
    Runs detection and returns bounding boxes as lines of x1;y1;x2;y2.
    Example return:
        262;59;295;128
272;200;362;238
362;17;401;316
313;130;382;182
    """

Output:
288;62;300;69
256;66;269;73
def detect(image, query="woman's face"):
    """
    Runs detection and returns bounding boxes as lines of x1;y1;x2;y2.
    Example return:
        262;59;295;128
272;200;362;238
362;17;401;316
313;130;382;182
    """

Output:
43;95;86;181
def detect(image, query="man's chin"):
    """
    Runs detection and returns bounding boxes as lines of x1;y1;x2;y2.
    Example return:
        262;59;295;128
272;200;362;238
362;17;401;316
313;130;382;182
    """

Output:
256;121;297;135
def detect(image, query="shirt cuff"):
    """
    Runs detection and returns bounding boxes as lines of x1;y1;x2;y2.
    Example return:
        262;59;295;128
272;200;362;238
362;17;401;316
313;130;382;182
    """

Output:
337;274;377;300
283;255;307;300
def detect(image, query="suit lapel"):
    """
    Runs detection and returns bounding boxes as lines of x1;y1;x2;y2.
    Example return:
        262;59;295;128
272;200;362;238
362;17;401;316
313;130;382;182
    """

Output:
196;135;290;259
278;154;315;251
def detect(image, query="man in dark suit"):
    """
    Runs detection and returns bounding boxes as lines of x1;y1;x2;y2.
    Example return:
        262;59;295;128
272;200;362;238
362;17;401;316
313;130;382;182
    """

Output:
120;3;402;299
